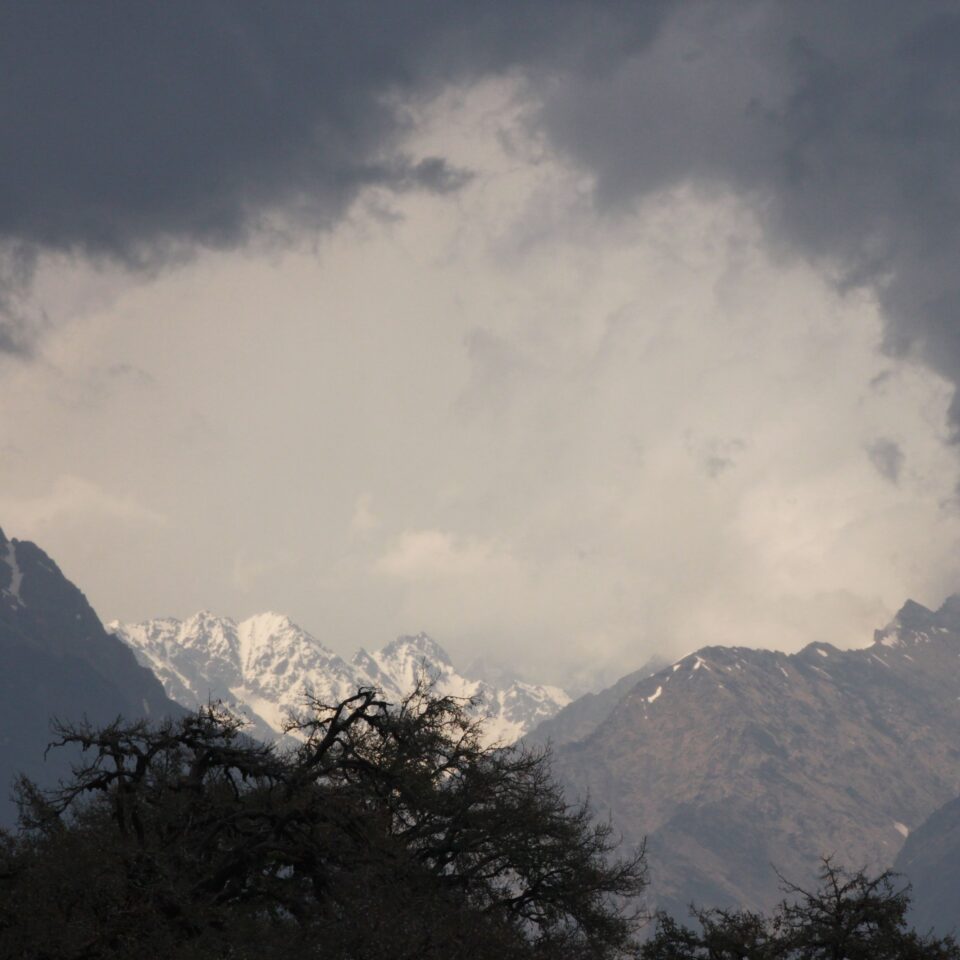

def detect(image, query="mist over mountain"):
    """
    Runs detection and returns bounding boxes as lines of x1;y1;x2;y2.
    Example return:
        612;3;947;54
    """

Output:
111;614;570;745
545;595;960;920
0;528;181;826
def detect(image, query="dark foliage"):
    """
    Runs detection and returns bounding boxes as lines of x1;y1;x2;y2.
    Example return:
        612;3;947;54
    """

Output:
641;859;960;960
0;685;646;959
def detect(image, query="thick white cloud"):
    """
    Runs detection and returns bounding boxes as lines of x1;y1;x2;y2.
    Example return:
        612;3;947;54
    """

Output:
1;81;958;687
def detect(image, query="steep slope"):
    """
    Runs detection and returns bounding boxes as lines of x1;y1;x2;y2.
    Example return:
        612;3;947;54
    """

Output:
0;527;181;826
523;655;667;748
552;596;960;919
112;617;569;744
894;794;960;936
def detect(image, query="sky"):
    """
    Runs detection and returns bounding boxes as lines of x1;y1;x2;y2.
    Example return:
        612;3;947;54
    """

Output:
2;2;960;689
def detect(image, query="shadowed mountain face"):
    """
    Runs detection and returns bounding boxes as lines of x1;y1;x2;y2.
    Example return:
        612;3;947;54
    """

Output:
550;597;960;919
894;794;960;937
0;527;181;826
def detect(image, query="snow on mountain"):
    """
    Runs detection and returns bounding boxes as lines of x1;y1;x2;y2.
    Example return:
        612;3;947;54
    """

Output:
366;633;458;696
110;616;569;745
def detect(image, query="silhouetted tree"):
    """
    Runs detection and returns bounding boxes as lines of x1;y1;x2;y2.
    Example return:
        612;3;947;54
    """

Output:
641;906;780;960
0;685;646;959
776;861;959;960
641;859;959;960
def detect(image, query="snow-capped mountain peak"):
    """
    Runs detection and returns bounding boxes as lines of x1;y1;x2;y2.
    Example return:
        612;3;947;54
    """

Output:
372;632;458;692
110;614;570;745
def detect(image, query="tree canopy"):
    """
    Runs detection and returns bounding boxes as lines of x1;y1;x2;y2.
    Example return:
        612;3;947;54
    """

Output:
4;683;953;960
0;685;646;959
641;859;960;960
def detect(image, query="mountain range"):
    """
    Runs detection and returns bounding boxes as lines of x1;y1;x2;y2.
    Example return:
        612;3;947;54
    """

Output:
4;524;960;933
110;596;960;929
110;613;570;745
544;596;960;922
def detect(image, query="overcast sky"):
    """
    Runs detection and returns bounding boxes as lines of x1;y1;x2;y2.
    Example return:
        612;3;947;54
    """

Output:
3;2;960;688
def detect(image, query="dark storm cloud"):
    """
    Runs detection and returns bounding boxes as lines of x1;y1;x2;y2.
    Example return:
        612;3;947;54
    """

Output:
0;0;670;350
5;1;960;433
1;2;482;260
529;2;960;432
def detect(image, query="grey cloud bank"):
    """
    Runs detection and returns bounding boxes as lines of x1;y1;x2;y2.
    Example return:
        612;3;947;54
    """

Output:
0;1;665;348
5;1;960;429
534;2;960;431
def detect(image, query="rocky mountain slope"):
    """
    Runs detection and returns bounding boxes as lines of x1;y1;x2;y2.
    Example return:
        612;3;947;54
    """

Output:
0;527;181;826
894;793;960;936
524;656;667;749
550;596;960;920
111;613;569;744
